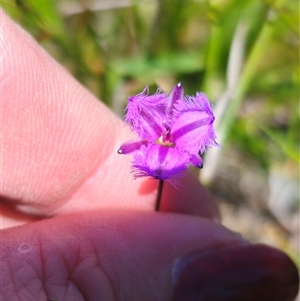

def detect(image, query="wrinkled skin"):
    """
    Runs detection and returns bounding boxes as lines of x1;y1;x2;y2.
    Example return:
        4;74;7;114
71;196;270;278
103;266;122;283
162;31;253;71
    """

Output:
0;10;298;301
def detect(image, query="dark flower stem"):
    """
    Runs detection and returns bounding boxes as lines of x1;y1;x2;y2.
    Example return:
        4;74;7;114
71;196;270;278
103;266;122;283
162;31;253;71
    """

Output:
155;180;164;211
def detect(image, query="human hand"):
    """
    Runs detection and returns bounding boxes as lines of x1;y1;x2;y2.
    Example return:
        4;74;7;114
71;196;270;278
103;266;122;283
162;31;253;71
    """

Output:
1;10;298;301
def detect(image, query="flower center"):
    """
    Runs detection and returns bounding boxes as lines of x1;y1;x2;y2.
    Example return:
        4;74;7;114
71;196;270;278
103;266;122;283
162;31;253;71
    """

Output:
155;122;175;148
156;136;175;147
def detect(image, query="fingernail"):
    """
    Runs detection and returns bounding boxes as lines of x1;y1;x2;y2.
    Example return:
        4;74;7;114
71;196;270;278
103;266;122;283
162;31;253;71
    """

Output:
172;244;299;301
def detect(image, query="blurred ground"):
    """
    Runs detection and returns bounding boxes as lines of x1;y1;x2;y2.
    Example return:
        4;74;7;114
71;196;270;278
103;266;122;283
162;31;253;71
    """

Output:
210;147;299;260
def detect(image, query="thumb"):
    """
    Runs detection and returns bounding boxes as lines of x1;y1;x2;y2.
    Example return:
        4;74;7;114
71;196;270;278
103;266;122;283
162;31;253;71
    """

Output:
2;210;298;301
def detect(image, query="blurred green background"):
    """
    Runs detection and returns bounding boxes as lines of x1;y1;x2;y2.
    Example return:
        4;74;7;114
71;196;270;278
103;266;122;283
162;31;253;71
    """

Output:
2;0;299;267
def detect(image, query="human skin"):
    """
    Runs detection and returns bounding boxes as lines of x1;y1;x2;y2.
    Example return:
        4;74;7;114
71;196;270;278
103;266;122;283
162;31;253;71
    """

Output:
0;10;299;301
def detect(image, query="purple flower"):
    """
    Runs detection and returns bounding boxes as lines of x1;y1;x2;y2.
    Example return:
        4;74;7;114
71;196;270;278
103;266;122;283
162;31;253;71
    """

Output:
118;83;218;180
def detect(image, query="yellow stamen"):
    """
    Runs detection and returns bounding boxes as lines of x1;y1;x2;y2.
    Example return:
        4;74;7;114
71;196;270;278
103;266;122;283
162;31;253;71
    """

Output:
156;136;175;148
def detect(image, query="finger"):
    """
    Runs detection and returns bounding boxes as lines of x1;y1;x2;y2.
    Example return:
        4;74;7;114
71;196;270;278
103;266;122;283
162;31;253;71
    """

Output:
0;9;153;215
2;210;243;301
2;211;298;301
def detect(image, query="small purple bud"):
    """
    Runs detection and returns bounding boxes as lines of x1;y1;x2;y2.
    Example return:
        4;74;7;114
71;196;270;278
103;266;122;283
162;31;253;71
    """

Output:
166;83;184;116
189;154;203;169
118;140;148;155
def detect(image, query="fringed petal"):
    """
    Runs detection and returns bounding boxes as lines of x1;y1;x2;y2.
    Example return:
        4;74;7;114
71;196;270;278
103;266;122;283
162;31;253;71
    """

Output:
172;92;218;154
125;87;167;140
131;144;190;180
